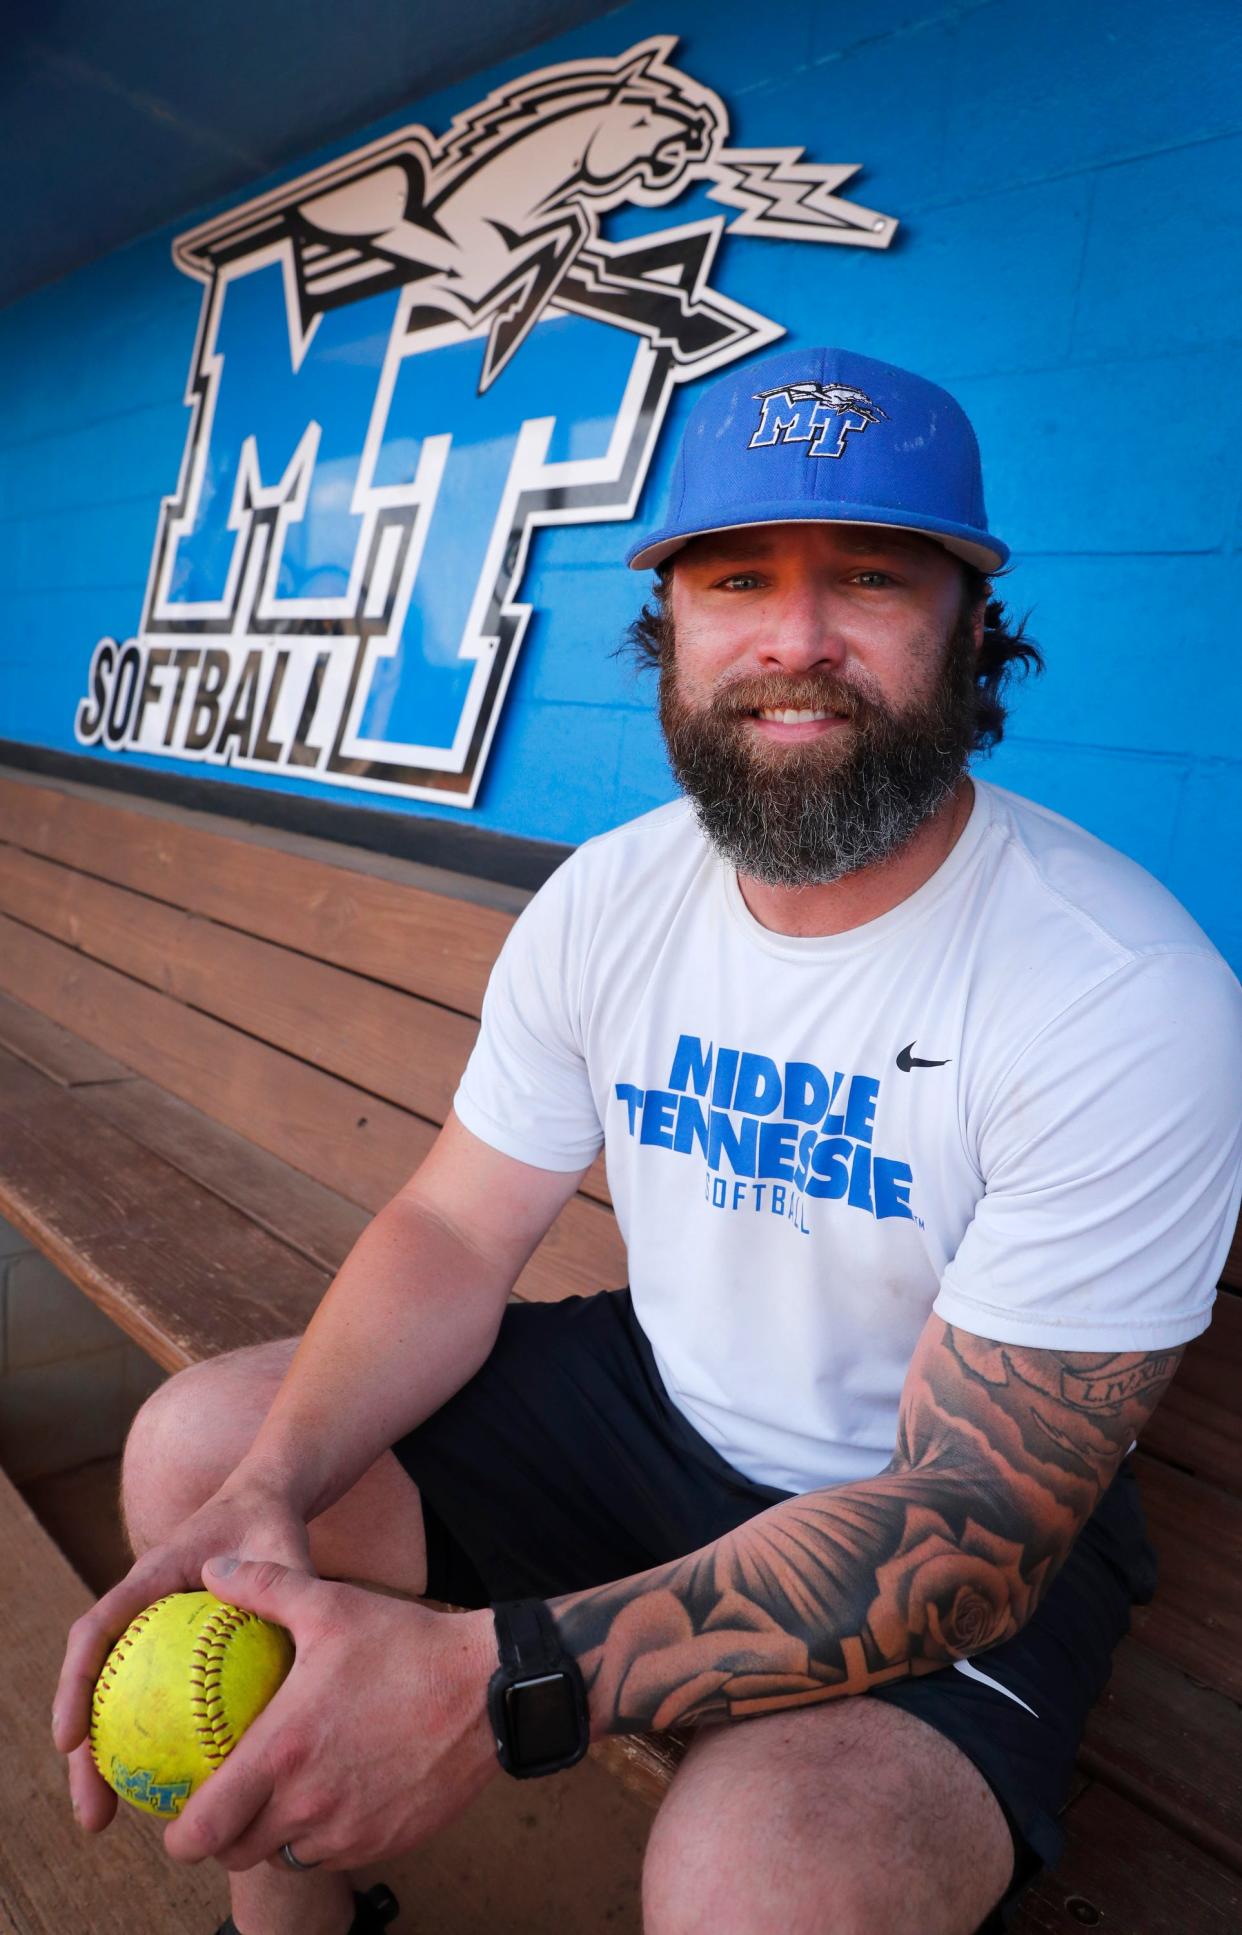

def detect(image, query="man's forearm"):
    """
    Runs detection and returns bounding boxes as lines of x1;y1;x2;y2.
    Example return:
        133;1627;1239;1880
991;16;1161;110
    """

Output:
550;1465;1025;1736
548;1325;1181;1737
240;1193;513;1520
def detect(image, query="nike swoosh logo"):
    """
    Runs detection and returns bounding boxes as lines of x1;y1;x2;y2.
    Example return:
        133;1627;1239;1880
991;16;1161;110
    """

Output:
953;1658;1038;1717
896;1042;951;1072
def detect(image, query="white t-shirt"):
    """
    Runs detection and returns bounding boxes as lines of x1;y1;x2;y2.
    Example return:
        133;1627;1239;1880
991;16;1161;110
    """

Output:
454;780;1242;1495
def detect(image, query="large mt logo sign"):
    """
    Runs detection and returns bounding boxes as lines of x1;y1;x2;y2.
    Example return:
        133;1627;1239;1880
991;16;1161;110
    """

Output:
75;37;896;807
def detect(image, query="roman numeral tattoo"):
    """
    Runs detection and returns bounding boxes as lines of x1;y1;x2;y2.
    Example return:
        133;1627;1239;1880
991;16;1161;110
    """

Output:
549;1321;1182;1736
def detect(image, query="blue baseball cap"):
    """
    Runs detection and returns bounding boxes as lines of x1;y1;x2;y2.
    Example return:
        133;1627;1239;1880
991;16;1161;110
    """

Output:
625;346;1008;575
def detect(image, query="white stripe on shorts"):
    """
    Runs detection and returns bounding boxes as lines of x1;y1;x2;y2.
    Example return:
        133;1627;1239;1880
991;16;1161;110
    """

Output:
954;1656;1039;1717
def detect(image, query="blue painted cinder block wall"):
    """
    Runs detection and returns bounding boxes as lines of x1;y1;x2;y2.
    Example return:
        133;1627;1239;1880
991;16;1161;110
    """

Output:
2;0;1240;968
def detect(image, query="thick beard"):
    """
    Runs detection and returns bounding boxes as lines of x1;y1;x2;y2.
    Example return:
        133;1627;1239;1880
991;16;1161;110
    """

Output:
658;610;980;888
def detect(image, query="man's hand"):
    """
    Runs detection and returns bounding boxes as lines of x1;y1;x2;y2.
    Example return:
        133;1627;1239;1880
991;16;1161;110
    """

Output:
162;1555;498;1873
55;1472;316;1835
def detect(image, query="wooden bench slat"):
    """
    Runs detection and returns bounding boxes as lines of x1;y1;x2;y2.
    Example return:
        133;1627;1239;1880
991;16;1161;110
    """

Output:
0;916;626;1305
85;1074;370;1276
1141;1292;1242;1497
0;904;438;1203
1132;1454;1242;1704
0;1015;618;1364
1011;1781;1241;1932
1143;1386;1242;1501
0;838;480;1106
1080;1637;1242;1876
0;1047;330;1368
1162;1288;1242;1416
86;1080;623;1321
0;769;515;1018
0;845;614;1211
590;1731;689;1810
0;1464;230;1932
0;987;132;1090
84;1064;621;1313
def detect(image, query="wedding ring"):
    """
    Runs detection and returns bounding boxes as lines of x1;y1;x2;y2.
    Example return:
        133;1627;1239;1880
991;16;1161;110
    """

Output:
279;1841;321;1871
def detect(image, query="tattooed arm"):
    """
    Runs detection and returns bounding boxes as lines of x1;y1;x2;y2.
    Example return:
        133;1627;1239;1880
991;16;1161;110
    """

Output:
549;1319;1182;1737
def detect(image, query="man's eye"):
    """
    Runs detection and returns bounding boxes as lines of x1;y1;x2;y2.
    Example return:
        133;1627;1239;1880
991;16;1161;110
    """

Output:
855;570;897;588
715;573;763;590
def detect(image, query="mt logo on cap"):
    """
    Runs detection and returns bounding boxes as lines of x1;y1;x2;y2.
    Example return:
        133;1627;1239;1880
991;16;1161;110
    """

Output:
749;381;888;460
625;344;1009;576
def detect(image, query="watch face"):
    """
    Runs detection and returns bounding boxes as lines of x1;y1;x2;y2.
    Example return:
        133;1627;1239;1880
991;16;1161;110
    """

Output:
507;1672;578;1768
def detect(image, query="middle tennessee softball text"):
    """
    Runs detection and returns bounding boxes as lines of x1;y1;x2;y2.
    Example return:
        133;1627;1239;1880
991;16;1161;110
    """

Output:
615;1032;915;1223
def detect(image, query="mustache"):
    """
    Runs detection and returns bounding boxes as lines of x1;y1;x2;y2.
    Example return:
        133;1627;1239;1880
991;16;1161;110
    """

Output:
706;672;880;724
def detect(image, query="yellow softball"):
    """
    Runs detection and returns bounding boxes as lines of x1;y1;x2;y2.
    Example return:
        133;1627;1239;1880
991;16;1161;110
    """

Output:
90;1591;294;1818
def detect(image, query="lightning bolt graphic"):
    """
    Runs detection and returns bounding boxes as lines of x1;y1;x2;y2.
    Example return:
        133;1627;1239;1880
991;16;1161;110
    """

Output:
707;150;897;249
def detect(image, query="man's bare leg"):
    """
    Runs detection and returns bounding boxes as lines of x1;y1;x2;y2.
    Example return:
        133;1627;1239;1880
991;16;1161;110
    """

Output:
642;1693;1015;1935
117;1337;430;1935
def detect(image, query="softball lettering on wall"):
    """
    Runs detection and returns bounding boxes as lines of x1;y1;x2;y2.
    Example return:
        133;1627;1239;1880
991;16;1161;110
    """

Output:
75;36;896;806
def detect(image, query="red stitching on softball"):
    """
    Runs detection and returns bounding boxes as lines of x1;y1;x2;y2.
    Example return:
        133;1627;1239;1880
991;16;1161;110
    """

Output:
191;1604;260;1768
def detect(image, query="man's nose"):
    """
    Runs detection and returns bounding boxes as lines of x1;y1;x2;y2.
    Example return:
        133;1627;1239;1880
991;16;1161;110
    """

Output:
755;588;849;673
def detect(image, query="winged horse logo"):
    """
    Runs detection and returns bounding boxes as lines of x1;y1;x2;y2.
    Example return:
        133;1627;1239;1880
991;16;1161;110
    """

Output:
753;381;889;427
175;37;896;390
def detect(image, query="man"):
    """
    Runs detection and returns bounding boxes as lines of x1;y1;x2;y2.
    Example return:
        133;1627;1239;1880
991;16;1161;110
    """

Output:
54;346;1242;1935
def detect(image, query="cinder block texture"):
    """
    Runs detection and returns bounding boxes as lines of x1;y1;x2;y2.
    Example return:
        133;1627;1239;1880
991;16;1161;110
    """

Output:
1168;762;1242;968
985;740;1188;883
123;1343;169;1410
0;1250;168;1483
945;0;1242;192
987;555;1240;763
1072;136;1242;361
970;349;1242;559
5;1251;127;1370
0;1348;129;1484
0;1216;33;1262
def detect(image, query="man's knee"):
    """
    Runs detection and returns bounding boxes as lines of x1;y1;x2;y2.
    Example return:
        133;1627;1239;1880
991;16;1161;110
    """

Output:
121;1336;302;1544
641;1702;1013;1935
641;1736;838;1935
643;1807;977;1935
643;1801;863;1935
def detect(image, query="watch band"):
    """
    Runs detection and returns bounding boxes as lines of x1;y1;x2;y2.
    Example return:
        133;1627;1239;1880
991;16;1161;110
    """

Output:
488;1598;590;1778
491;1598;565;1675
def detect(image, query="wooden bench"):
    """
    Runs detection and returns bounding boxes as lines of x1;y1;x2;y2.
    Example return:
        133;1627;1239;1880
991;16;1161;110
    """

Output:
1;1461;231;1930
1;762;1240;1933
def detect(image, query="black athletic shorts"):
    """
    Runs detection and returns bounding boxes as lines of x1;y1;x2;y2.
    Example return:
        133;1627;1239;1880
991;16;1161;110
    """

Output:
390;1286;1157;1928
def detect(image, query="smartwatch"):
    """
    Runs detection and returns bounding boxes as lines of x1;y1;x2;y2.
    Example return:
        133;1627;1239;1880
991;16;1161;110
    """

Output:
487;1599;591;1779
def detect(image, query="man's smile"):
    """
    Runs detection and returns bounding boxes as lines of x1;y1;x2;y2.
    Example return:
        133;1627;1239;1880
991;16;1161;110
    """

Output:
745;707;852;742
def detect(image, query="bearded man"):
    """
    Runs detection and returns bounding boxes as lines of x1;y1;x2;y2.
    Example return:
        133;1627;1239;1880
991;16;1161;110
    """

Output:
56;348;1242;1935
